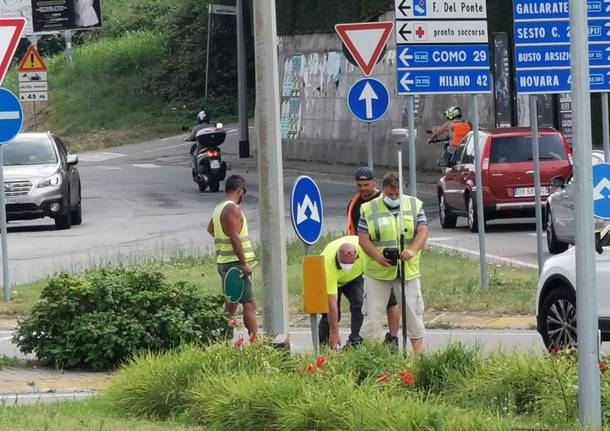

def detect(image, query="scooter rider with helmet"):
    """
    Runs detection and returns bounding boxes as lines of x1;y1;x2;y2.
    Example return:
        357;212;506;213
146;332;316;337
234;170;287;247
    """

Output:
188;110;212;142
428;106;472;150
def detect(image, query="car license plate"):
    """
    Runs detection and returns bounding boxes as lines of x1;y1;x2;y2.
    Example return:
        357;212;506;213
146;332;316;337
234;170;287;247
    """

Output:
513;187;549;197
210;160;220;169
5;197;18;204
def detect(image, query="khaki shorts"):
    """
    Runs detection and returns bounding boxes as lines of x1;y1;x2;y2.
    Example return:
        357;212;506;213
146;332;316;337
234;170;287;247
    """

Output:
217;262;255;304
361;276;425;340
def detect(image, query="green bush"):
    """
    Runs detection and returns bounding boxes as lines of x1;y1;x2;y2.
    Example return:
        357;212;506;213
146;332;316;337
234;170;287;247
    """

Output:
14;267;229;370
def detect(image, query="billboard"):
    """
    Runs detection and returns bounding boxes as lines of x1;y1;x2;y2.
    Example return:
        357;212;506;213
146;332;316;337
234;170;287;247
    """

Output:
0;1;102;34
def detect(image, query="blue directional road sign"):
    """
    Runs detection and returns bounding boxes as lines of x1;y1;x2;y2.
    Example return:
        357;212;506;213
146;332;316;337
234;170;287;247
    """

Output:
593;163;610;220
515;20;610;45
0;88;24;145
513;0;609;20
347;78;390;123
516;67;610;94
397;44;490;69
291;176;324;245
515;44;610;69
398;69;491;94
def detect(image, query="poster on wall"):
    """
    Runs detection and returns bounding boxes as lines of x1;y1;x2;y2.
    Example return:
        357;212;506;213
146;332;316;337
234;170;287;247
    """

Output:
31;0;102;33
0;0;34;34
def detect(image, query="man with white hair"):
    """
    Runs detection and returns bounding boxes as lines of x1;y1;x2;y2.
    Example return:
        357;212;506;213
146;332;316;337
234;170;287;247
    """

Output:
318;235;366;349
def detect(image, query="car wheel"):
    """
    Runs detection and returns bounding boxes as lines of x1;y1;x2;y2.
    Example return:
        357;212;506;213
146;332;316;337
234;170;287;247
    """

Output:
546;209;569;254
467;195;481;233
55;210;72;230
539;284;577;350
208;178;220;193
71;204;82;225
438;192;457;229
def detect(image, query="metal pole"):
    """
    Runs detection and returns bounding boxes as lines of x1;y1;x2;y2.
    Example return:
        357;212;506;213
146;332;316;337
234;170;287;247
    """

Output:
204;4;212;100
602;93;609;163
64;31;74;63
237;0;250;158
407;96;416;196
570;0;601;427
471;95;488;289
530;96;544;273
397;140;408;354
32;101;36;132
253;0;289;340
367;123;374;169
305;244;319;354
0;146;10;303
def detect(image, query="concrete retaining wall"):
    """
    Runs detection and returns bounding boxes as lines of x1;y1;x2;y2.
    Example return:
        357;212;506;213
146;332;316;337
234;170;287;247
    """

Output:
278;11;495;172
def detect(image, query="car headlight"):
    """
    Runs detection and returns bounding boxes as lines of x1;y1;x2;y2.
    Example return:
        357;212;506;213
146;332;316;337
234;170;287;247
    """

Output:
38;174;62;188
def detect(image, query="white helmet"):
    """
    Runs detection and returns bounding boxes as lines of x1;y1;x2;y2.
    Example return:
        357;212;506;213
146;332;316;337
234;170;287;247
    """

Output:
197;111;209;124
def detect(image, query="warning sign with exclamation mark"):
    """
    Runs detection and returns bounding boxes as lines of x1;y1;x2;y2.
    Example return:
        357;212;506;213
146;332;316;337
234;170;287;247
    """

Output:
18;45;48;103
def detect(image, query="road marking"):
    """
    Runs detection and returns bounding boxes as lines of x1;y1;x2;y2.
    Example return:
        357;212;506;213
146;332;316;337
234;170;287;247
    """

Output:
132;164;160;169
90;166;121;170
528;233;547;237
428;237;455;242
137;143;186;155
427;240;538;269
0;336;12;341
0;111;20;120
77;152;125;162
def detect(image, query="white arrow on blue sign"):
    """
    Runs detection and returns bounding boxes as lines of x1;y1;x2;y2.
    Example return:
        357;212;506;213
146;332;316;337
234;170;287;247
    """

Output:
0;88;24;145
593;163;610;219
291;176;324;245
347;78;390;123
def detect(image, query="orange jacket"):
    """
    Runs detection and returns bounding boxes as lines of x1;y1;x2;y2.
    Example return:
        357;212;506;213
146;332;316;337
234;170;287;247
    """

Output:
346;193;361;235
451;122;472;146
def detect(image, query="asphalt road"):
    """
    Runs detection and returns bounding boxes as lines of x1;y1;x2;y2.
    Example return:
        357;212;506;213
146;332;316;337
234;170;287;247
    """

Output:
4;125;549;288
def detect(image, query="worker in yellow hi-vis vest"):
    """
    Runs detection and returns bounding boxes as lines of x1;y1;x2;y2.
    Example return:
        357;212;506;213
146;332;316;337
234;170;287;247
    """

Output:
358;172;429;355
207;175;257;337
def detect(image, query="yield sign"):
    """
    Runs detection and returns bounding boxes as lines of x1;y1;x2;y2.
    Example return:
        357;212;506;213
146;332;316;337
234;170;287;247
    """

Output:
335;22;394;76
0;18;26;86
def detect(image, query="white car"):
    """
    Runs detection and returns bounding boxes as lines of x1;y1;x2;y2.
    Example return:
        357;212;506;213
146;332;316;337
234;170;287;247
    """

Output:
536;225;610;350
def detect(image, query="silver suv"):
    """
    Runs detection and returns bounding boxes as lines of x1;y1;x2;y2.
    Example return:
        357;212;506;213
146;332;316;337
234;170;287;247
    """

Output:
5;133;82;230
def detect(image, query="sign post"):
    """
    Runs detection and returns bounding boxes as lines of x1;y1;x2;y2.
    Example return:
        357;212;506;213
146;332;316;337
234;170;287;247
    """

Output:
395;0;492;288
291;176;324;353
335;22;394;171
0;89;25;303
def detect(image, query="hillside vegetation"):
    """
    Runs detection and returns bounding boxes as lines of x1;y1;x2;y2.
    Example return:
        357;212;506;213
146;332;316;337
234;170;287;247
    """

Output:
7;0;241;152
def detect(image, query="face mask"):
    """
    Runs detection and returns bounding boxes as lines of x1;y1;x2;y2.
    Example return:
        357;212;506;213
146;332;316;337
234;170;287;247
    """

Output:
339;263;355;273
383;196;401;208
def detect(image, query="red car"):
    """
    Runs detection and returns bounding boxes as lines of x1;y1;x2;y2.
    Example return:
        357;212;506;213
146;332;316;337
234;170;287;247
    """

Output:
437;128;573;232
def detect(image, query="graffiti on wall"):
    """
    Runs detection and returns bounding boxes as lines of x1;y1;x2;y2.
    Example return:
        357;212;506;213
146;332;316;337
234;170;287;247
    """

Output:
281;52;343;139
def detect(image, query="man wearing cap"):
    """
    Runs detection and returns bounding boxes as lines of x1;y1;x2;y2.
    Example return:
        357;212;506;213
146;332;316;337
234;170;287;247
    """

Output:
346;167;401;347
318;235;365;349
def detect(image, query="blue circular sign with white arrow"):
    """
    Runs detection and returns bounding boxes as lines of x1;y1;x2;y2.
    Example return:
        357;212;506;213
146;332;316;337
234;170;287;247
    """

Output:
593;163;610;220
347;78;390;123
0;88;23;145
291;176;324;245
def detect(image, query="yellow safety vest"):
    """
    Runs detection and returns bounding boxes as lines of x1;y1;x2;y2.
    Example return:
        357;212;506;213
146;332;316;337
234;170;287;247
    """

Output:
321;235;365;295
212;200;256;264
360;195;423;281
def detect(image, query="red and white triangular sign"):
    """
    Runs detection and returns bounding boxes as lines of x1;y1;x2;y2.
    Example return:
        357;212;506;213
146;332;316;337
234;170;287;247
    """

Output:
335;22;394;77
0;18;26;86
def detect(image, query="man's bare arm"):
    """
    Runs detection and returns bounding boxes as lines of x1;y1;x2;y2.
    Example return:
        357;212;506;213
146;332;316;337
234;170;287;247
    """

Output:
207;219;214;237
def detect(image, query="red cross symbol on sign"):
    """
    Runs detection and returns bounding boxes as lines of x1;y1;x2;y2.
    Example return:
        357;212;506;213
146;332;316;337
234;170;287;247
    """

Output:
415;26;425;39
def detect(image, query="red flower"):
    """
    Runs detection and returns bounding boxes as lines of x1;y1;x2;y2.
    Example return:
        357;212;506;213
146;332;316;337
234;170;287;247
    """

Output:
316;355;326;368
600;361;608;371
235;335;244;348
249;334;257;344
229;319;238;328
378;374;390;384
550;347;558;355
307;363;316;374
397;371;414;385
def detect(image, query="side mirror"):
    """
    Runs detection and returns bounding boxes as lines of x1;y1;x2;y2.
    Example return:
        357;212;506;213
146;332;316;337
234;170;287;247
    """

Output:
549;177;565;189
67;154;78;166
596;232;604;255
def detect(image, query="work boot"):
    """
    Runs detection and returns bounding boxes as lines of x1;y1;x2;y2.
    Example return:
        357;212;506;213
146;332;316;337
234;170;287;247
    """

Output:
383;332;399;353
344;335;363;349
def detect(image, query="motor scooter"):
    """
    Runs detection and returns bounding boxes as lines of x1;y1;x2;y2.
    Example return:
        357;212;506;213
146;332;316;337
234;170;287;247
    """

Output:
190;123;227;192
